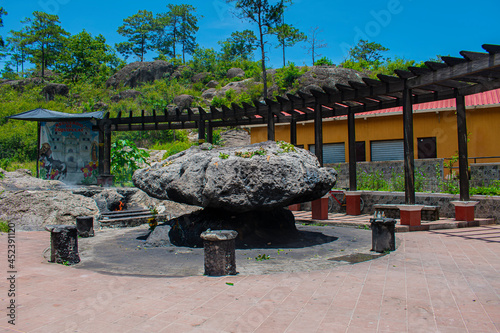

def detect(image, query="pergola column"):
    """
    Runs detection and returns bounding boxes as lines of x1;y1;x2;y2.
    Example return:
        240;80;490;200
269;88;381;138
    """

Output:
207;122;213;144
267;104;276;141
290;117;297;146
198;116;206;144
455;91;470;201
347;107;357;191
402;83;415;204
314;101;323;166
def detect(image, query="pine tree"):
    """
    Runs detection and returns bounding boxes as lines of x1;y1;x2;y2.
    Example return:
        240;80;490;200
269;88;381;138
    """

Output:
116;10;156;62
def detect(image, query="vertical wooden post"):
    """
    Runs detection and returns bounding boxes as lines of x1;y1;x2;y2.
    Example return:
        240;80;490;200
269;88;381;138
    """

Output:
198;114;205;144
103;122;111;175
290;117;297;146
456;91;470;201
402;83;415;205
267;105;275;141
98;128;104;176
36;121;41;178
347;107;357;191
314;101;323;166
207;122;213;144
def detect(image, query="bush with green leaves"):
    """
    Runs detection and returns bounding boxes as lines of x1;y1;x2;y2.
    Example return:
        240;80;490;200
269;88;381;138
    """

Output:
314;57;334;66
274;63;305;93
111;139;150;185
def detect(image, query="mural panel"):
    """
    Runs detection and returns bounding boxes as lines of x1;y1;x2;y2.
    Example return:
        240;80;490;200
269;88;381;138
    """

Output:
39;121;99;184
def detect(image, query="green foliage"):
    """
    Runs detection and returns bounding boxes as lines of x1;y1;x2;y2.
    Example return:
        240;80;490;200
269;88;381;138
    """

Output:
219;152;229;159
255;254;271;261
158;4;200;62
58;30;121;83
17;11;70;77
157;140;195;159
219;30;257;61
116;10;156;62
277;141;296;153
0;220;10;233
0;7;6;47
470;181;500;196
269;23;306;67
111;139;150;184
314;56;334;66
348;39;389;64
274;62;305;93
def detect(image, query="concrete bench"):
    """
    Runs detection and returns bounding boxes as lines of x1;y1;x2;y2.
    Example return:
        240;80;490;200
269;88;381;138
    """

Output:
373;204;439;221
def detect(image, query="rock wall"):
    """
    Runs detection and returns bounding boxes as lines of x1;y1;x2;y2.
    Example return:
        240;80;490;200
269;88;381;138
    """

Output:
326;159;444;192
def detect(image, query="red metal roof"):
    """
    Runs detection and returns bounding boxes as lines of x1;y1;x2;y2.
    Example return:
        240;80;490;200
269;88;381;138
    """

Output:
356;88;500;117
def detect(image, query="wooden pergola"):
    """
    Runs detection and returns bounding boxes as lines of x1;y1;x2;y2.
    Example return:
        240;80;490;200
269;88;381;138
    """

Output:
97;44;500;204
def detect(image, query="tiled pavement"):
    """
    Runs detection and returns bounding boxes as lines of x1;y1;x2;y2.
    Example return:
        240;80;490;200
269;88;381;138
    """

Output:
1;225;499;332
293;211;496;232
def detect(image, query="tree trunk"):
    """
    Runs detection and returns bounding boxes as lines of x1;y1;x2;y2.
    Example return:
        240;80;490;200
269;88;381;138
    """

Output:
282;43;286;67
258;13;267;98
41;42;45;78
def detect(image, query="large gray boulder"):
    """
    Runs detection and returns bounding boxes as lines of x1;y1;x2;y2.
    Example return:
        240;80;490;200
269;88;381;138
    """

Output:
297;66;367;94
133;141;337;213
106;60;175;89
40;83;69;101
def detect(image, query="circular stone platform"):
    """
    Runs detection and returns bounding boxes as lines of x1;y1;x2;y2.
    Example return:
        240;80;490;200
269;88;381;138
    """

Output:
75;224;395;277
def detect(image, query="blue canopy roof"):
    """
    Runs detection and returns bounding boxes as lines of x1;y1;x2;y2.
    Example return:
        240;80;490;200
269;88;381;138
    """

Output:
7;108;105;122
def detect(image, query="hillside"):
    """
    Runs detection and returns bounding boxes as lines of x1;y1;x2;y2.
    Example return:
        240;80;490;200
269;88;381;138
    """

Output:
0;60;368;164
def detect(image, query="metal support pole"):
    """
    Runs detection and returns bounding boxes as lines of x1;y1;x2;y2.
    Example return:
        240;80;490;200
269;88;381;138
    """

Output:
314;101;323;166
103;123;111;175
36;121;41;178
290;117;297;146
456;91;470;201
347;107;357;191
198;117;206;144
402;84;415;205
207;122;213;144
267;105;275;141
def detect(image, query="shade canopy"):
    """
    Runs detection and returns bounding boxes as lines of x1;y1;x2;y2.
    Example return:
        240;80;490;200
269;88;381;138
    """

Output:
7;108;105;122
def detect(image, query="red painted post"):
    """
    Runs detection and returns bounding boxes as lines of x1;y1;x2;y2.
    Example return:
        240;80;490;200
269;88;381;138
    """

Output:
345;192;361;215
312;196;329;220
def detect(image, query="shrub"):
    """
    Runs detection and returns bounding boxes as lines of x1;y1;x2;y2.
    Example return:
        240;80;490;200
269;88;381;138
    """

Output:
314;57;334;66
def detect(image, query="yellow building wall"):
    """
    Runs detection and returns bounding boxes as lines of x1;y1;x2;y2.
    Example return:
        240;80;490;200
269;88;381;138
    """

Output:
249;105;500;163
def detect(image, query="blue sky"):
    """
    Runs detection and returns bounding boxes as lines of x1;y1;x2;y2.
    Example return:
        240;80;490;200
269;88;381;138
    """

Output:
2;0;499;68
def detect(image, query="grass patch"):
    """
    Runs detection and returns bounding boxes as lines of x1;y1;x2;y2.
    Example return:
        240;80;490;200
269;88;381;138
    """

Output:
0;220;10;233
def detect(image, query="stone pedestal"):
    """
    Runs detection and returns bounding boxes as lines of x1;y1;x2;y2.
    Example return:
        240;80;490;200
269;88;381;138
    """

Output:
397;205;425;226
45;225;80;265
97;174;114;187
200;230;238;276
312;196;329;220
288;204;301;211
370;218;396;253
451;201;479;222
346;191;361;216
76;216;94;237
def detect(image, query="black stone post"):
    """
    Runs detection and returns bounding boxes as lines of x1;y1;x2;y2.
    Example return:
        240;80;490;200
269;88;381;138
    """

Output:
402;83;416;204
76;216;94;237
200;230;238;276
314;101;323;166
456;91;470;201
370;218;396;253
45;225;80;265
347;107;357;191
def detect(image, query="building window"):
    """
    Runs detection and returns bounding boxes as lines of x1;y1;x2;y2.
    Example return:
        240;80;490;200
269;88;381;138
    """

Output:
309;143;345;163
371;140;404;161
418;137;437;159
356;141;366;162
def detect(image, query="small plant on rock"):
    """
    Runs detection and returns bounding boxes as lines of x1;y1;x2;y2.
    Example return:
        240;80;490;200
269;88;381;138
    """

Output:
219;152;229;159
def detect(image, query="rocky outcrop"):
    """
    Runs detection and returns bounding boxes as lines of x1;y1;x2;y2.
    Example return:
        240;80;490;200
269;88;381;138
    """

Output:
227;67;245;79
192;72;209;83
92;189;125;212
201;88;217;100
173;94;194;110
0;169;66;191
217;79;255;97
40;83;69;101
106;60;175;89
128;189;201;217
297;66;367;94
206;80;219;88
110;89;142;102
220;129;251;147
133;141;337;213
0;190;99;230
